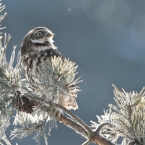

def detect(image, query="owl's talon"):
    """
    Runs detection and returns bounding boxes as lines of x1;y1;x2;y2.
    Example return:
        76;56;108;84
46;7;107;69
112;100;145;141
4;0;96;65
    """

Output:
54;108;62;118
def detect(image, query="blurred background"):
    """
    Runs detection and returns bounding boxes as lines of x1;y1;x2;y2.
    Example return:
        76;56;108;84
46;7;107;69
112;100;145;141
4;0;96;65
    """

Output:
2;0;145;144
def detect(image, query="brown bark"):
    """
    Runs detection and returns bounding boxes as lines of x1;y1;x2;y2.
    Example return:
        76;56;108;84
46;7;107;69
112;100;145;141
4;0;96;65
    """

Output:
57;114;115;145
13;94;115;145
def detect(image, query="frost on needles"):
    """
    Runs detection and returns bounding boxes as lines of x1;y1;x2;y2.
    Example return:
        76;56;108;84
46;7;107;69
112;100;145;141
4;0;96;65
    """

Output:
91;85;145;145
0;1;145;145
0;2;82;145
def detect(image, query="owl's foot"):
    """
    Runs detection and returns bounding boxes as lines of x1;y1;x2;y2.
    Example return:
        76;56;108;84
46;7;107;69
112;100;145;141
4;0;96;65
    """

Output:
53;108;63;118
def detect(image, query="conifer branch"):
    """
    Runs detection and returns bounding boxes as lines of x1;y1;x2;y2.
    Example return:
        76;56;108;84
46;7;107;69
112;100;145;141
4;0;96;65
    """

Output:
1;1;145;145
96;122;113;134
24;93;115;145
54;103;92;133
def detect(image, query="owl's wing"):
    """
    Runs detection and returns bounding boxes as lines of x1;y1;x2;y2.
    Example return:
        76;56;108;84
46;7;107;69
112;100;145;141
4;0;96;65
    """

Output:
44;49;78;110
44;48;65;60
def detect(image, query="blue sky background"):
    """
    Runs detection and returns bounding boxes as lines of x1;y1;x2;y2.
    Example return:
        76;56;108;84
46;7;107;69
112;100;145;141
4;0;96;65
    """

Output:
2;0;145;144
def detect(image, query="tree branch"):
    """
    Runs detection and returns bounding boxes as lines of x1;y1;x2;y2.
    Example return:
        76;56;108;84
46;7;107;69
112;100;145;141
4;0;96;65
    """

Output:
23;94;115;145
57;113;115;145
96;122;113;134
54;103;92;133
26;94;92;133
56;114;88;138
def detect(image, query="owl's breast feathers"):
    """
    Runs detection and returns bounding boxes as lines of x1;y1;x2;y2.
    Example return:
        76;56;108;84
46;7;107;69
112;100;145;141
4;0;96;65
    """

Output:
22;48;64;71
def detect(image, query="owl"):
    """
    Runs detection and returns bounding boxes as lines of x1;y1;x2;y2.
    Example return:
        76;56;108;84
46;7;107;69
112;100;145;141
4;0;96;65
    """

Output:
20;27;78;110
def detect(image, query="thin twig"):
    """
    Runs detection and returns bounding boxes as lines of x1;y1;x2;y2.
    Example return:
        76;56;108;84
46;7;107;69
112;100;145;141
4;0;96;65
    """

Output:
54;103;92;133
82;139;92;145
57;114;88;138
96;122;113;134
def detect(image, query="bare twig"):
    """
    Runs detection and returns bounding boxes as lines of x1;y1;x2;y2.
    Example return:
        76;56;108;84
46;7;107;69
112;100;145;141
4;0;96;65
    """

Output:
54;103;92;133
96;122;113;134
57;113;88;138
57;113;115;145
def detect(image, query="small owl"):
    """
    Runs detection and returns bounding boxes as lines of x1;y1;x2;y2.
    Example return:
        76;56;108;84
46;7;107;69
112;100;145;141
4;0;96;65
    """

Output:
20;27;78;110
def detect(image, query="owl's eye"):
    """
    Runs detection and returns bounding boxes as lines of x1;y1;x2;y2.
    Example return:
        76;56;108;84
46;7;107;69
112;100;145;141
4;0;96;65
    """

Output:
36;31;43;36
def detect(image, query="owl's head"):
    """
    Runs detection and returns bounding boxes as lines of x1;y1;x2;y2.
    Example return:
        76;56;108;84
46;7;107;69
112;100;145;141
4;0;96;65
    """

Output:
28;27;54;44
21;27;56;55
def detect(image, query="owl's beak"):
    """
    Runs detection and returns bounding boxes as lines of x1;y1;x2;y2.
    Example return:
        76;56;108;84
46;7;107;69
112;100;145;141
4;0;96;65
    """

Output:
48;33;54;37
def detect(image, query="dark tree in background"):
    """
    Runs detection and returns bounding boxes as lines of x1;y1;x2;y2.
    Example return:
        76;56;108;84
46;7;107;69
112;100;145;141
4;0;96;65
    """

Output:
1;0;145;145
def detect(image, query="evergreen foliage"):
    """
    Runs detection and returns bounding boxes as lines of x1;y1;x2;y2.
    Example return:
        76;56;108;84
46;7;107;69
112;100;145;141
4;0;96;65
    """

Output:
0;1;144;145
91;85;145;145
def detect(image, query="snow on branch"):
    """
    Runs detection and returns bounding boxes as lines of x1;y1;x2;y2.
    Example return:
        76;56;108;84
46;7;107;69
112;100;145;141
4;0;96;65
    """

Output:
91;85;145;145
1;1;145;145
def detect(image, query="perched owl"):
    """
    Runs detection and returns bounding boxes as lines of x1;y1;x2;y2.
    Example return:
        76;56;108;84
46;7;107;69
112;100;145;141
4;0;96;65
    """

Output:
21;27;78;110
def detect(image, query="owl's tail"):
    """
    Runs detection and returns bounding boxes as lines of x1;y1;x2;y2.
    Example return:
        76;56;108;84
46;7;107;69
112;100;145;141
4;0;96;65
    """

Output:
57;94;78;110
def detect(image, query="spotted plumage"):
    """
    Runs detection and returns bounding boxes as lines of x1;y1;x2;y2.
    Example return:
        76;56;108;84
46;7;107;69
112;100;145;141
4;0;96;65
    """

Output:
21;27;78;110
